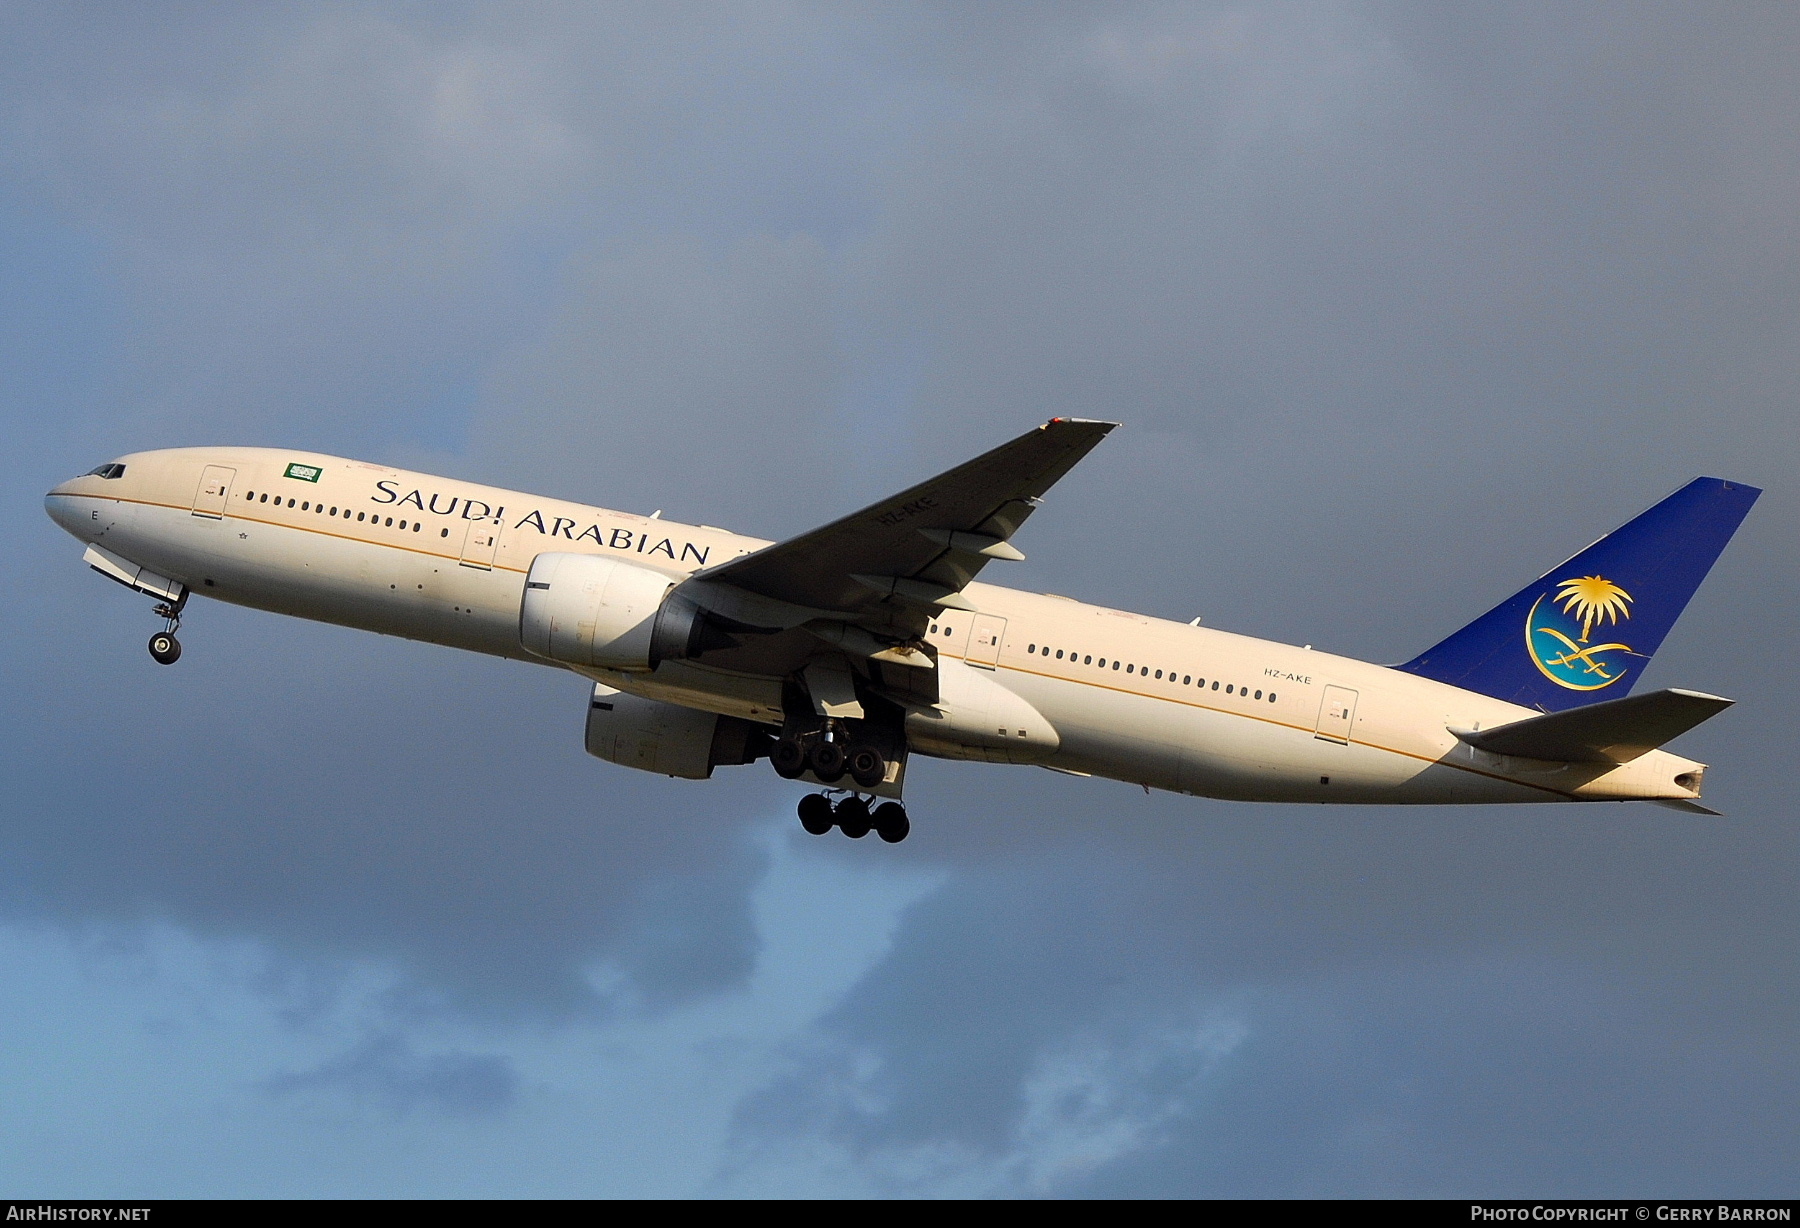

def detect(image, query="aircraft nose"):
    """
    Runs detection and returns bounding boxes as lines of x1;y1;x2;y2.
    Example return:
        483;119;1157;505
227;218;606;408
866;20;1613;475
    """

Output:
44;483;87;537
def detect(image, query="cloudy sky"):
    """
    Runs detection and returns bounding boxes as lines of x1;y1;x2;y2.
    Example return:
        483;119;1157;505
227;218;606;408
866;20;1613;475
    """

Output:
4;2;1796;1197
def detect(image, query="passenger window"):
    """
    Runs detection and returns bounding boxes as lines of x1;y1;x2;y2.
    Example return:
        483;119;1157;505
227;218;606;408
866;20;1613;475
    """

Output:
357;512;366;521
1183;675;1191;685
413;523;421;532
1112;661;1120;671
1211;681;1219;690
1056;650;1064;659
385;517;393;527
330;507;338;515
1125;664;1133;674
399;520;407;530
1268;692;1277;702
1083;655;1091;665
1028;644;1036;654
441;528;449;537
245;491;254;500
260;493;269;503
1254;690;1262;699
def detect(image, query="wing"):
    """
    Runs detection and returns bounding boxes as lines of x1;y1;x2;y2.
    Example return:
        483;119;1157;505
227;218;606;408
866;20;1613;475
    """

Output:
697;417;1116;618
666;419;1116;710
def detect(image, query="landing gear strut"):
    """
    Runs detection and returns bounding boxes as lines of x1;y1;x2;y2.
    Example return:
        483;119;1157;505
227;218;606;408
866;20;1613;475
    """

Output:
147;592;187;666
795;793;910;843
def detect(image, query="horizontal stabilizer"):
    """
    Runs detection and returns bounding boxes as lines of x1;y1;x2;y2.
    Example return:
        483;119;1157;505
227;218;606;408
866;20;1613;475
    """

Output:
1451;688;1732;765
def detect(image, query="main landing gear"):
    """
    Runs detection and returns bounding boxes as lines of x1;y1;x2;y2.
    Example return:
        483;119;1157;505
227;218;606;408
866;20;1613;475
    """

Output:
797;793;910;843
147;592;187;666
772;728;889;789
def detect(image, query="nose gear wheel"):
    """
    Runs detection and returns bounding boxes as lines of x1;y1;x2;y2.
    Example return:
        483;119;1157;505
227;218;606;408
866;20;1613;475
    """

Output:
147;591;188;665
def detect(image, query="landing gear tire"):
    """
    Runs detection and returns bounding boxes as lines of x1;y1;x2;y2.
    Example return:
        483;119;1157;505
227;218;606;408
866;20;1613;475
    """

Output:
834;796;871;838
873;802;910;844
808;740;848;784
771;736;809;779
797;793;835;835
847;745;886;789
148;631;182;666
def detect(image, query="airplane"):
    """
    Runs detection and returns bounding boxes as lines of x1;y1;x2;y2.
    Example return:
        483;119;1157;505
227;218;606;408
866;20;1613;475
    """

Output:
45;420;1758;844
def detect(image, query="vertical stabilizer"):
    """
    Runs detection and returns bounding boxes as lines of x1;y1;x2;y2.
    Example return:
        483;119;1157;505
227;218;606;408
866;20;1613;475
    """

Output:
1398;478;1758;711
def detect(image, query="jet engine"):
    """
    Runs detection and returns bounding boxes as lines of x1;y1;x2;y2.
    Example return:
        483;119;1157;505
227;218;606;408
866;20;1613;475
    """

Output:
585;685;772;779
519;552;731;671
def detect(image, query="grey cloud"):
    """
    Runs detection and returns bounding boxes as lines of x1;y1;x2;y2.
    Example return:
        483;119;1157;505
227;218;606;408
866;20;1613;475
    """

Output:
467;232;841;530
1073;963;1800;1198
726;793;1800;1193
264;1033;518;1119
5;0;1798;1195
0;579;776;1018
843;1;1800;658
5;3;898;1023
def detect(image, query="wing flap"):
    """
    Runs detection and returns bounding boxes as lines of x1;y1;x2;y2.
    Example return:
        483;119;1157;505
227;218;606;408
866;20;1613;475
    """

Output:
1451;688;1733;765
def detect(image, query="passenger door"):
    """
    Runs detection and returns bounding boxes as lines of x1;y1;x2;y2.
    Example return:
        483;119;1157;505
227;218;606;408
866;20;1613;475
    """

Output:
459;517;502;570
191;465;235;519
1314;685;1358;744
966;613;1007;669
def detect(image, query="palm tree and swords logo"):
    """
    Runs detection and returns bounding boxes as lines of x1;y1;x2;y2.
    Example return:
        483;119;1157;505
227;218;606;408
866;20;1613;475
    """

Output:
1525;575;1637;690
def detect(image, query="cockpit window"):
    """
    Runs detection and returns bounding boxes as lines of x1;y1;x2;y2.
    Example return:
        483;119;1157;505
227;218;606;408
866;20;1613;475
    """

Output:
86;463;126;479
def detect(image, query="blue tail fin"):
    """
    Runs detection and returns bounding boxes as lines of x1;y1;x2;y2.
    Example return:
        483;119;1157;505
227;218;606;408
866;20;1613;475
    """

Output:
1398;478;1759;711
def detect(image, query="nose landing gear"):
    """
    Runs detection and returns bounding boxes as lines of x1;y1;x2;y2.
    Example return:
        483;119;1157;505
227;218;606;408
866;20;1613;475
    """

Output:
147;593;187;666
795;792;911;843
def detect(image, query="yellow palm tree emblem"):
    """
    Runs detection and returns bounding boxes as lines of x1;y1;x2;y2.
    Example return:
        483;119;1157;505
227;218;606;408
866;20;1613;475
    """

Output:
1554;575;1633;643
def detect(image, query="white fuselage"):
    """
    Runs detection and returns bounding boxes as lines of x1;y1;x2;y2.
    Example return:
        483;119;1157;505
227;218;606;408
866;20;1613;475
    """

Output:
45;447;1709;807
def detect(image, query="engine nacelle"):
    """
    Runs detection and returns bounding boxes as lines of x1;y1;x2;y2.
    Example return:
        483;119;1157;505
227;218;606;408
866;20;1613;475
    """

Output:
585;685;772;780
520;552;713;671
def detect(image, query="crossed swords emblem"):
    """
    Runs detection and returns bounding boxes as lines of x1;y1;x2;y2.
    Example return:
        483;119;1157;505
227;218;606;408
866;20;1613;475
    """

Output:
1533;625;1632;681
